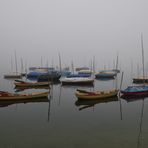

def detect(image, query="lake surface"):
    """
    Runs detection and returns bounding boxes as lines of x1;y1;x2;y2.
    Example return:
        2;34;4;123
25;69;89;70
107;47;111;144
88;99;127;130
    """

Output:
0;71;148;148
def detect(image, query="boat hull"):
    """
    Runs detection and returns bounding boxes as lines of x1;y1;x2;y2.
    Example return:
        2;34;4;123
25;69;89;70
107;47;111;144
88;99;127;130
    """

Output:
14;82;50;87
4;75;22;79
121;91;148;96
0;92;49;101
133;78;148;84
75;89;118;100
121;85;148;97
95;73;116;78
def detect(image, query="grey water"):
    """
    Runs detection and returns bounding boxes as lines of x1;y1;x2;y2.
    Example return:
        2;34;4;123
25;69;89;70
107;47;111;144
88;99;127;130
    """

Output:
0;70;148;148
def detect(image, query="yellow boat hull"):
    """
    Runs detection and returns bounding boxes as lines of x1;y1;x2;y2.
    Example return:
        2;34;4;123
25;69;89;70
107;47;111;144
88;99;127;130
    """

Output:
0;92;49;101
75;89;118;100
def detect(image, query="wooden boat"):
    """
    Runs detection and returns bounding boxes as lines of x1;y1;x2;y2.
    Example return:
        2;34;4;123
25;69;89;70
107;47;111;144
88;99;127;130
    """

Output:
14;80;50;88
60;77;94;85
0;91;49;101
121;85;148;97
75;89;118;100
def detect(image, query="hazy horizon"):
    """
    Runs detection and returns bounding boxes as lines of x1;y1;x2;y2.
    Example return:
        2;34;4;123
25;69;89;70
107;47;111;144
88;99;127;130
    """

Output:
0;0;148;73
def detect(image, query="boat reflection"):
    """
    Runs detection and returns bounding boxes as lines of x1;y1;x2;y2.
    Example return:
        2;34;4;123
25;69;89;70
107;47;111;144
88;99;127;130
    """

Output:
121;95;148;102
121;93;146;148
61;84;94;89
95;77;115;81
75;97;118;111
0;97;49;108
15;86;50;92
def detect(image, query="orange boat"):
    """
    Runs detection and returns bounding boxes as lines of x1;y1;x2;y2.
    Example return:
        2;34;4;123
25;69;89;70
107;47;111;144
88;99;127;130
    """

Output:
0;91;49;101
75;89;118;100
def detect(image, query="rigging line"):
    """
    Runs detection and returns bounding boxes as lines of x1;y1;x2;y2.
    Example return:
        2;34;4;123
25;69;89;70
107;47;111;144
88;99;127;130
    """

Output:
137;99;144;148
58;84;62;106
118;72;124;120
141;33;145;84
47;97;51;122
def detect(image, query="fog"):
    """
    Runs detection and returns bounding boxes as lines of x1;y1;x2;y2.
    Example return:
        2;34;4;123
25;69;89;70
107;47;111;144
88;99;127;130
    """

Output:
0;0;148;72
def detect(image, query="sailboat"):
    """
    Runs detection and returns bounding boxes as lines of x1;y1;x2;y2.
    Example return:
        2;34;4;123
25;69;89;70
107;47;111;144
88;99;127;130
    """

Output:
121;34;148;97
95;54;120;79
4;51;22;79
133;35;148;84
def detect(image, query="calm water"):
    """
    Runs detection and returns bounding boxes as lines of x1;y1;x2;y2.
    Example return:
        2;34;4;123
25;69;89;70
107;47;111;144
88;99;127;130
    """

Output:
0;71;148;148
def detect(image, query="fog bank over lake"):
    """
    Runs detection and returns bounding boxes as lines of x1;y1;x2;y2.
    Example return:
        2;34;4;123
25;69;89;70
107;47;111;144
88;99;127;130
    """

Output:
0;0;148;72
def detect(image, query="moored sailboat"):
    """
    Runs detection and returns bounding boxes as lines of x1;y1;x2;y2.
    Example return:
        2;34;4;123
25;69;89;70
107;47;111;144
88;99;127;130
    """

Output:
121;34;148;98
4;51;22;79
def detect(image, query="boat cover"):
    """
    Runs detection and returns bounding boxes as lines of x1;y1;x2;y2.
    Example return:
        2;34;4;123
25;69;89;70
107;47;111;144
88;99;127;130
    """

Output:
122;86;148;92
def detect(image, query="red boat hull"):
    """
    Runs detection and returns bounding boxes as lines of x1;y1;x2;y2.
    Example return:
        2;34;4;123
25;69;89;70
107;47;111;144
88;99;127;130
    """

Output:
121;91;148;96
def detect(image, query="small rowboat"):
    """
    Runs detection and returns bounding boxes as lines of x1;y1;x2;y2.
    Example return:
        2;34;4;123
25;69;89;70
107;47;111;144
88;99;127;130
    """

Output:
14;80;50;87
0;91;49;101
75;89;118;100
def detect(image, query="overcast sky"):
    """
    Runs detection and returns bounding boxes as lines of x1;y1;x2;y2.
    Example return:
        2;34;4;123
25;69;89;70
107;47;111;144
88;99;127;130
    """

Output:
0;0;148;72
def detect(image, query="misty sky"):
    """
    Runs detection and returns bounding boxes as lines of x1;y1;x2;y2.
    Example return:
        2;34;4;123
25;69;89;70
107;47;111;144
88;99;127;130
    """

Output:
0;0;148;72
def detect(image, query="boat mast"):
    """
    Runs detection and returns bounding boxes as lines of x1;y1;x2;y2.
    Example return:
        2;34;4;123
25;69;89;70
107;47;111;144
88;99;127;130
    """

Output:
137;63;140;78
21;58;24;74
93;56;95;75
11;56;13;72
141;33;145;83
71;61;74;74
14;51;18;73
58;53;62;73
115;53;119;70
41;56;43;67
